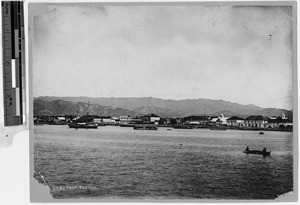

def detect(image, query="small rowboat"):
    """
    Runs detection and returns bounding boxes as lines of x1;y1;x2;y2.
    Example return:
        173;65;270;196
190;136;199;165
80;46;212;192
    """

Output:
243;150;271;156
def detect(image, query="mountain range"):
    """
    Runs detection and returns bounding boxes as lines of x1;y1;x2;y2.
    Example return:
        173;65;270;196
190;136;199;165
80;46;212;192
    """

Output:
34;96;293;118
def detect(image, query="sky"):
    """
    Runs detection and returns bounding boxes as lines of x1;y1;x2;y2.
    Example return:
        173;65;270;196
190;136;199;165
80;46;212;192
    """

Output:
31;3;294;109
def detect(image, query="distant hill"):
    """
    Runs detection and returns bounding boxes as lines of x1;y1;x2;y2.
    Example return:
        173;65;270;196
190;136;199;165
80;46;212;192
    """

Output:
254;108;293;118
34;99;139;117
132;106;184;118
212;110;240;117
34;96;292;118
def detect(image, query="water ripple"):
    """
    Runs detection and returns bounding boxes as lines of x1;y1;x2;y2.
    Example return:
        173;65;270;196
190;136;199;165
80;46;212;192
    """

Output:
34;125;293;199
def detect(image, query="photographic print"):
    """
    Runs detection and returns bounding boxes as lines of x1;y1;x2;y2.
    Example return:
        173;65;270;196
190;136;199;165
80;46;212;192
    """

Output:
29;1;296;201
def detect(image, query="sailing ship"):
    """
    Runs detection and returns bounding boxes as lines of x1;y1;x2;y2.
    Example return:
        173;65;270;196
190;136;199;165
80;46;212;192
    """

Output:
68;101;99;129
68;122;98;129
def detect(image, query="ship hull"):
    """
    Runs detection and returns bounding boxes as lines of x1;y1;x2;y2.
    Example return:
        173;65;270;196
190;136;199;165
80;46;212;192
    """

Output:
133;124;158;130
68;123;98;129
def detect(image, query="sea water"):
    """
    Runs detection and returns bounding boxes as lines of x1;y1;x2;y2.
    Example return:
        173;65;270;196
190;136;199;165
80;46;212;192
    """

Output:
34;125;293;199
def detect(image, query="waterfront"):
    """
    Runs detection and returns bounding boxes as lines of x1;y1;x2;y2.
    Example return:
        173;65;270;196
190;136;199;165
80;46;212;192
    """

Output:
34;125;293;199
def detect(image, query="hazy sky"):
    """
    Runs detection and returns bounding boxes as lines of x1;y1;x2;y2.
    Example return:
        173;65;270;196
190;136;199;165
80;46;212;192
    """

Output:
32;4;293;109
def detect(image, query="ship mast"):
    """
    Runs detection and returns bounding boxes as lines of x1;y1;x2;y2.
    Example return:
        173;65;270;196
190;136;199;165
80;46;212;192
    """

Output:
87;101;90;116
76;103;79;116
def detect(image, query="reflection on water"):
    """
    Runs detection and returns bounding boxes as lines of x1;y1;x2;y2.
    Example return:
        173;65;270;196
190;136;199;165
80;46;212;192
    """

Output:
34;125;293;199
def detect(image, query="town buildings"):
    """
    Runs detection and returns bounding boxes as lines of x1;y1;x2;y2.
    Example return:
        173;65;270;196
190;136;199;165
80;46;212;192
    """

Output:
267;117;293;128
141;113;160;124
183;115;210;125
209;114;230;126
244;115;269;128
34;112;293;131
119;116;132;124
227;116;245;127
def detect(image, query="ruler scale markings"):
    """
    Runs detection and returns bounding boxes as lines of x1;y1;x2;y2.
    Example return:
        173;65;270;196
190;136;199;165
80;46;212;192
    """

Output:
12;2;16;63
21;1;25;124
10;2;14;59
18;3;21;39
17;1;21;121
13;116;20;125
11;88;16;116
11;59;16;87
13;2;17;30
18;1;22;125
18;1;22;123
15;59;19;87
13;1;18;124
20;2;24;39
2;1;25;126
9;1;14;124
19;53;22;118
14;2;18;58
14;29;18;58
15;87;20;116
11;4;16;126
22;91;25;122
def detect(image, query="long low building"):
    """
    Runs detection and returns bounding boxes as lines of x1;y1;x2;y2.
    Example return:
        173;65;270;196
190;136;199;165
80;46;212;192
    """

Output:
227;116;245;127
223;115;292;129
244;115;269;128
268;117;293;128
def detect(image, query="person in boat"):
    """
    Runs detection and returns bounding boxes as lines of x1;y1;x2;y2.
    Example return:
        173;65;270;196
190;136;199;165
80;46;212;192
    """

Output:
263;147;267;154
245;146;250;152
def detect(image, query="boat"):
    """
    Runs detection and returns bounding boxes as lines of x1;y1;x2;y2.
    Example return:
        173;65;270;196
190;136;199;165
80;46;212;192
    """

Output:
68;122;98;129
47;121;65;125
259;132;264;135
119;124;134;127
133;124;158;130
196;125;208;129
68;101;98;129
243;150;271;156
210;126;227;130
173;124;193;129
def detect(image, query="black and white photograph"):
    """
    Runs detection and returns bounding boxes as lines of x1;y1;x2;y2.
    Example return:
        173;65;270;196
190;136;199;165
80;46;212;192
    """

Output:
30;1;296;201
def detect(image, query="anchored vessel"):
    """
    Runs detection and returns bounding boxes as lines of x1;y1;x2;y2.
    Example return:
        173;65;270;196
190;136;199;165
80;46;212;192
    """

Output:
133;124;158;130
173;124;193;129
68;123;98;129
68;101;98;129
119;124;134;127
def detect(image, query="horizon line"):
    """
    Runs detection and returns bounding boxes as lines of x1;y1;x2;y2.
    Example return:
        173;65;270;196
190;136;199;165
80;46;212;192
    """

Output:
34;95;293;111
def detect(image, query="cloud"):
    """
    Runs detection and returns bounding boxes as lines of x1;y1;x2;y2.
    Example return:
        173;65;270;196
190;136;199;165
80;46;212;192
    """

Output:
32;4;293;109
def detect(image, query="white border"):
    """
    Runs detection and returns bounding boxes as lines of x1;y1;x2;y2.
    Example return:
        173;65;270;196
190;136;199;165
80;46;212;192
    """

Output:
0;1;297;205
